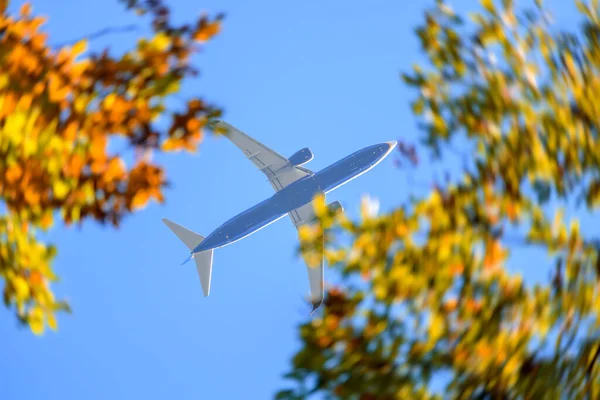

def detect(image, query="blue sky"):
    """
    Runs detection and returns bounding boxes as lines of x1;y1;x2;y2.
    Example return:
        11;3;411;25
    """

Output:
2;1;588;399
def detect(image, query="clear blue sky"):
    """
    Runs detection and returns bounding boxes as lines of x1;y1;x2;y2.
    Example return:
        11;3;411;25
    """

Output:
2;1;587;399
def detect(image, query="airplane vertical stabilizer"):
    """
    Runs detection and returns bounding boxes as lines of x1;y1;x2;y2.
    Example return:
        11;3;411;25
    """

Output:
162;218;214;297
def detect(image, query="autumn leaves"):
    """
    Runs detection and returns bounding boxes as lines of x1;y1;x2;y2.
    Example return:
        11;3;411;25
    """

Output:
278;1;600;398
0;1;222;334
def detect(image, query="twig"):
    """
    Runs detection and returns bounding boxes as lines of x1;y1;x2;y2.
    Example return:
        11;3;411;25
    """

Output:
51;24;140;48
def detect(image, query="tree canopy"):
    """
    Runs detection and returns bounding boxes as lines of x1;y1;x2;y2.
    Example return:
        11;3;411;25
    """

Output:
0;0;222;334
278;0;600;398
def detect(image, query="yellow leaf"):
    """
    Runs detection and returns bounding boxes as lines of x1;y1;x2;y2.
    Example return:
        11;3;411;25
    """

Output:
104;93;117;109
72;39;87;56
13;276;30;301
481;0;495;13
374;284;387;300
0;74;8;90
28;307;44;335
4;111;27;142
301;248;321;268
150;32;170;51
53;181;69;200
312;193;327;218
298;225;313;242
23;137;38;156
74;95;88;113
504;356;520;377
72;206;81;222
47;312;58;331
429;313;444;342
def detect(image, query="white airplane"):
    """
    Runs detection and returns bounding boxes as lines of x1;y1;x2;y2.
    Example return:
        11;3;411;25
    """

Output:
162;121;396;313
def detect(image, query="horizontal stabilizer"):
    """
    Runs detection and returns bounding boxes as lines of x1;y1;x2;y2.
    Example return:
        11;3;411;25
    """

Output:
194;250;214;297
162;218;213;297
162;218;204;250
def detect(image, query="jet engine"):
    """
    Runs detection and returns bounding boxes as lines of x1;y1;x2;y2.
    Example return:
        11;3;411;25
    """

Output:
306;201;344;225
289;148;314;166
327;201;343;215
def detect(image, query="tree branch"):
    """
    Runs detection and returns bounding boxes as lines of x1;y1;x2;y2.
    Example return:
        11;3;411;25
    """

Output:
51;24;139;48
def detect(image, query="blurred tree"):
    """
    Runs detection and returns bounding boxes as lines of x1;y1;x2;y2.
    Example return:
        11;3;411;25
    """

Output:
0;0;222;334
278;0;600;398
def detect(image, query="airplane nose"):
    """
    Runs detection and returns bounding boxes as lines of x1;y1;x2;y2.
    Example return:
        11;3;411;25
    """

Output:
387;141;397;150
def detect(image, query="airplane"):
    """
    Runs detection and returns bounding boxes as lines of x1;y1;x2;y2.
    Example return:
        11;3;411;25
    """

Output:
162;121;396;313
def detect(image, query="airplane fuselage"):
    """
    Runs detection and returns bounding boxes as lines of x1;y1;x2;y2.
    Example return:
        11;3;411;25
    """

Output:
193;142;395;253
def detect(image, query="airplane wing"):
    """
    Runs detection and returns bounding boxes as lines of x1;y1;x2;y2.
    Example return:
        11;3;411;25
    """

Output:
288;201;318;227
304;248;324;314
214;120;313;192
289;201;324;313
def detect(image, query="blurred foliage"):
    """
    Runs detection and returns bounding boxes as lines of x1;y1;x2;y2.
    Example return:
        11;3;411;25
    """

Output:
278;0;600;398
0;0;222;334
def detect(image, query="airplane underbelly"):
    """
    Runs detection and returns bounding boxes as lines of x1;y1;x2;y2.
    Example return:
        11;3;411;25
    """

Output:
211;200;291;248
319;150;383;192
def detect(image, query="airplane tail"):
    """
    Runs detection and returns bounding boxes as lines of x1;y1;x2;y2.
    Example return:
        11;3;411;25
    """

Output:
161;218;214;297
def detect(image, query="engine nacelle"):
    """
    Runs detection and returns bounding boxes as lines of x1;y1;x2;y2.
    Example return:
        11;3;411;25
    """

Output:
306;201;344;224
327;200;344;215
289;147;314;167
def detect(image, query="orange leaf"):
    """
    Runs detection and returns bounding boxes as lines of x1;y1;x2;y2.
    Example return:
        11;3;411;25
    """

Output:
476;342;493;360
1;92;17;117
30;32;48;51
131;191;150;210
91;160;106;174
454;348;469;364
188;98;203;111
48;75;67;103
32;82;45;95
443;298;458;312
466;299;482;313
63;121;79;141
184;141;196;152
24;187;40;205
104;158;125;182
449;262;464;275
5;164;23;183
20;3;31;16
186;117;201;132
17;93;33;110
360;269;371;281
483;240;504;269
29;270;43;285
161;138;181;151
40;212;53;229
89;136;107;160
67;154;84;177
395;223;408;237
